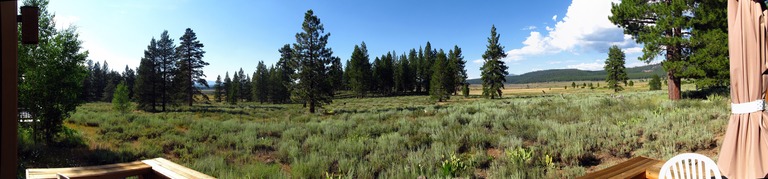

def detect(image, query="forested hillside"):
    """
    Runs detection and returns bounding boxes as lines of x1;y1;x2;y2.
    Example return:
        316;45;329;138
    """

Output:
467;64;665;84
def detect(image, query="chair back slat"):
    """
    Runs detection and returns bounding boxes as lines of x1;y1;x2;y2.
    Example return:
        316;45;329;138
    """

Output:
658;153;722;179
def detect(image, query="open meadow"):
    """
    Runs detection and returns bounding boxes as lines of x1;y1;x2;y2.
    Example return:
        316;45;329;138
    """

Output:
18;81;729;178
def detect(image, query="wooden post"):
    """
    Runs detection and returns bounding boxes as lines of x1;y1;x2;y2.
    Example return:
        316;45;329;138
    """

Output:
0;1;18;179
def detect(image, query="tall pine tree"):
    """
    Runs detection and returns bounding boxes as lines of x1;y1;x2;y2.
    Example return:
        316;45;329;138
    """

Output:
254;61;269;103
481;25;509;99
157;31;177;110
449;45;467;95
347;42;372;98
293;9;335;113
430;50;451;102
610;0;693;100
175;28;209;106
135;38;161;111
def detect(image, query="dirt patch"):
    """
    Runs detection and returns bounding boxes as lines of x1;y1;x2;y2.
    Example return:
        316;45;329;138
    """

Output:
255;150;277;164
486;148;502;159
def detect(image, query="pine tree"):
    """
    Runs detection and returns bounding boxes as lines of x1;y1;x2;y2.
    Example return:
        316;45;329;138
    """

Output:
430;50;450;102
122;65;136;100
135;38;161;111
371;57;382;93
348;42;372;98
268;65;285;103
175;28;209;106
380;52;395;95
649;74;662;90
254;61;269;103
329;56;344;94
571;82;576;88
610;0;693;100
156;30;178;111
605;45;628;92
394;53;411;93
224;72;235;104
293;9;335;113
481;25;509;99
214;75;223;102
449;45;467;95
112;81;131;113
231;71;241;104
422;42;435;94
414;48;424;93
242;73;253;102
406;49;418;92
688;0;729;88
274;45;295;103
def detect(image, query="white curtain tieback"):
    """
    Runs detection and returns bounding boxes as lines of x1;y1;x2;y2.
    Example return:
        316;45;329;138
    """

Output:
731;99;766;114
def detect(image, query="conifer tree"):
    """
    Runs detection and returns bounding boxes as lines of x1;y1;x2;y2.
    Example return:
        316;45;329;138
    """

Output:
122;65;136;100
329;56;344;93
480;25;509;99
449;45;467;95
610;0;693;100
156;31;178;111
214;75;223;102
347;42;372;98
605;45;628;92
254;61;269;103
175;28;209;106
136;38;161;111
293;9;335;113
430;50;450;102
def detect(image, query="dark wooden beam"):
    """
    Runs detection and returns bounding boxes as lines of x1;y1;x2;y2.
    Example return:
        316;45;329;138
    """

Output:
0;1;18;179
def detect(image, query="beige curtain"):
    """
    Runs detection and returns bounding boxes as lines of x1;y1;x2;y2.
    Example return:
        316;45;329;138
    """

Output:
718;0;768;178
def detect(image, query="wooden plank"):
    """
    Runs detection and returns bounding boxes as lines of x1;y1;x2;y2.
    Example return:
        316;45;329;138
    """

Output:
645;162;663;179
611;160;664;179
578;157;663;179
26;161;153;179
142;158;215;179
598;158;655;179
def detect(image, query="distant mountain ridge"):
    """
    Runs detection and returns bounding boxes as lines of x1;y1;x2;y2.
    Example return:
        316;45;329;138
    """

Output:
467;64;665;84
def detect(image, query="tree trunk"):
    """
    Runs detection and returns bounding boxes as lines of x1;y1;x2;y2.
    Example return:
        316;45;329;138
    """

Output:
188;60;193;106
667;71;681;100
309;100;315;113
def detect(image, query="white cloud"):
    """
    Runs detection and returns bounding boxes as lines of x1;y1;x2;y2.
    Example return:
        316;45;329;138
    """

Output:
522;26;537;30
552;15;558;21
54;15;80;29
567;62;604;71
503;0;639;61
623;47;643;54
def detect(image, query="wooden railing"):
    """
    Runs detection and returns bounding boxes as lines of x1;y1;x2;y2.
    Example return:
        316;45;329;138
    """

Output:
26;158;214;179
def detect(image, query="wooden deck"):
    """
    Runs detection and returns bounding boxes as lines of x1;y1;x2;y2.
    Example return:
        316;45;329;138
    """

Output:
578;156;664;179
26;158;214;179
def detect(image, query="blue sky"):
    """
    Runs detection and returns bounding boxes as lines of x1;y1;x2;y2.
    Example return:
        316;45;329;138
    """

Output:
44;0;647;80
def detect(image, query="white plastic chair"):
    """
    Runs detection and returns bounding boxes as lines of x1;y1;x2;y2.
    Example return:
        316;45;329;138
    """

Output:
659;153;722;179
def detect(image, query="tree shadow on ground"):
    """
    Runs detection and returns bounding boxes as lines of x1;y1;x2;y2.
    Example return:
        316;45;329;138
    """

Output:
682;86;729;100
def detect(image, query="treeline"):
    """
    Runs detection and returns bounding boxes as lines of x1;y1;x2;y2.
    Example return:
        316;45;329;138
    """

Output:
211;41;469;105
80;29;209;112
80;61;136;103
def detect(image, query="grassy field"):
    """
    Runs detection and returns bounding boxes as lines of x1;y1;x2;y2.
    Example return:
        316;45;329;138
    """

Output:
19;81;729;178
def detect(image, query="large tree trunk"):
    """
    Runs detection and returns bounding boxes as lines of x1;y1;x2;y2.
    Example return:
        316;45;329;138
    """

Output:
667;70;681;100
309;100;315;113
